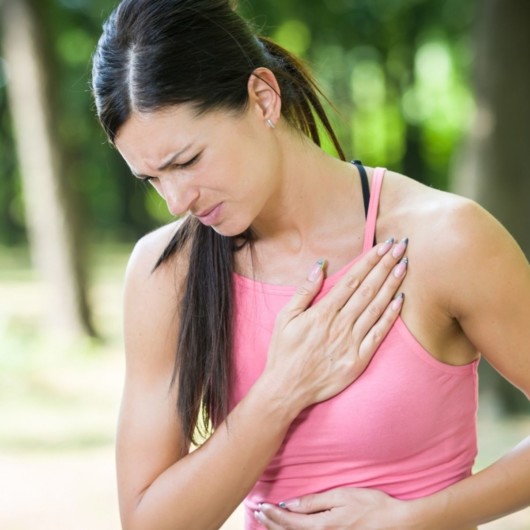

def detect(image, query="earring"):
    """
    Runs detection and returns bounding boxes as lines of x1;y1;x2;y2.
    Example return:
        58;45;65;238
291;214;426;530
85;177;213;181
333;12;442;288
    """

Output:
266;118;276;129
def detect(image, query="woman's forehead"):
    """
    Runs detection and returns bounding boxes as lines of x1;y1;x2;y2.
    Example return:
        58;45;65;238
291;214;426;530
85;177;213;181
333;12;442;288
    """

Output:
120;104;235;136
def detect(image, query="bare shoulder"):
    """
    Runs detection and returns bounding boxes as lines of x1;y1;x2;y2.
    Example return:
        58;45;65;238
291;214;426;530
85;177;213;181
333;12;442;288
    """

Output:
376;170;529;368
381;169;528;312
126;218;188;282
380;169;517;255
123;218;190;378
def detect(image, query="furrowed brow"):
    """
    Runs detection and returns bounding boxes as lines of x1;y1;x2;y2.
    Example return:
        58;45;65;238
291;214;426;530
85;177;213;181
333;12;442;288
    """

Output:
157;144;192;171
128;143;193;181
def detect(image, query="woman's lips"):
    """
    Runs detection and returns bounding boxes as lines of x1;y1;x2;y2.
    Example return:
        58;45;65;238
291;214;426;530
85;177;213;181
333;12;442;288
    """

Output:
196;203;222;226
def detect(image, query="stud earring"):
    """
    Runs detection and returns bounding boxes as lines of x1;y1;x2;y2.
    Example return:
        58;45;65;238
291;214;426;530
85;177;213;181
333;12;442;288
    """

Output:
266;119;276;129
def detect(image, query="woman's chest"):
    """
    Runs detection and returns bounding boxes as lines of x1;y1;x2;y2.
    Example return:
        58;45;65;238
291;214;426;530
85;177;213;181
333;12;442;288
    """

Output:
230;286;477;445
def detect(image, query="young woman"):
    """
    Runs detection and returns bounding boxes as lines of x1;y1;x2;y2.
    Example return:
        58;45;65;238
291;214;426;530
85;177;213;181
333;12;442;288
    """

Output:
91;1;530;529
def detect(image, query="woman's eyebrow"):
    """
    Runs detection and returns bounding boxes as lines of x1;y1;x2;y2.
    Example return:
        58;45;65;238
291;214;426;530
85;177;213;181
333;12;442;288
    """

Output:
128;143;194;180
156;144;193;171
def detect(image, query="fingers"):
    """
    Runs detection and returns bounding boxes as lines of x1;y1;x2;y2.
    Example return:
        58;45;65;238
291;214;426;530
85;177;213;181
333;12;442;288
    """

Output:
340;240;407;370
357;291;404;364
319;237;407;312
279;259;326;322
255;503;326;529
254;490;345;530
279;237;407;325
279;490;340;514
344;251;407;335
253;508;283;530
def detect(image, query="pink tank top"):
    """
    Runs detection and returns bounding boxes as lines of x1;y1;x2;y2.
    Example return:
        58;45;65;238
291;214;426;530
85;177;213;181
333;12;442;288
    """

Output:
230;168;479;529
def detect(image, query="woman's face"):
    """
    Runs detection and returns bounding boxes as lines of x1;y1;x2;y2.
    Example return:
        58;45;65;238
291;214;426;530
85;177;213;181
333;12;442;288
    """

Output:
115;103;281;236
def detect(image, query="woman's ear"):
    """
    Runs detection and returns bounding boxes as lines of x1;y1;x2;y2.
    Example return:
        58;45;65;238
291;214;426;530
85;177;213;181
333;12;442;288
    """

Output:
247;67;282;125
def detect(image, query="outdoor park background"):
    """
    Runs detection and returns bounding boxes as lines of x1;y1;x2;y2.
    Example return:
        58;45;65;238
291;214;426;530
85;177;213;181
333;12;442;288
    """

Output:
0;0;529;528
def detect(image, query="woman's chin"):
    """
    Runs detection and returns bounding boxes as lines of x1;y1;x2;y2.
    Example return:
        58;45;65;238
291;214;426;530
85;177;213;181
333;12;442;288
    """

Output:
209;220;251;239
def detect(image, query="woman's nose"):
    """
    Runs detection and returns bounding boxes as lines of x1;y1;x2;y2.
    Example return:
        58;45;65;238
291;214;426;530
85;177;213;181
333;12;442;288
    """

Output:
161;179;199;217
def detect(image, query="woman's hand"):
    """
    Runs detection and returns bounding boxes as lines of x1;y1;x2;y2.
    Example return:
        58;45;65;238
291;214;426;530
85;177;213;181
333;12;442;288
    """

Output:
262;237;409;415
254;487;410;530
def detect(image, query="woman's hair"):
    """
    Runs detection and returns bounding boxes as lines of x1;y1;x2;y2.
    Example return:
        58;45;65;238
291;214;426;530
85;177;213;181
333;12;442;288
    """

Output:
92;0;345;444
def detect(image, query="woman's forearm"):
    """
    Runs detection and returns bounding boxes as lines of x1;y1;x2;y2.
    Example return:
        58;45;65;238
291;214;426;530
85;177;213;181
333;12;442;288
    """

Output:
126;375;299;530
408;435;530;529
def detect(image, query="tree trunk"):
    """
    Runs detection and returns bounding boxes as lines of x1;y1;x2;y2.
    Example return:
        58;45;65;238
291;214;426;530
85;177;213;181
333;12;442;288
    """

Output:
1;0;96;339
451;0;530;413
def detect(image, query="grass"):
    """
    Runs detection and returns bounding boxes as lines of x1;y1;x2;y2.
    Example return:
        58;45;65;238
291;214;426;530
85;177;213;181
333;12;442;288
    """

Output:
0;244;529;529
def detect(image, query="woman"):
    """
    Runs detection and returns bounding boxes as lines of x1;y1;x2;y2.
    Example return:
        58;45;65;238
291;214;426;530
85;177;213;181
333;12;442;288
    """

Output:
91;1;530;529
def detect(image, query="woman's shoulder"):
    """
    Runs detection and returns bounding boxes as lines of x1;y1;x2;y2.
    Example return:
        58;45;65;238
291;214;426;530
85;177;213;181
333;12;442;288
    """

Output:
123;219;191;322
379;170;528;338
380;169;494;245
381;169;523;297
382;169;468;208
126;218;189;283
122;220;190;372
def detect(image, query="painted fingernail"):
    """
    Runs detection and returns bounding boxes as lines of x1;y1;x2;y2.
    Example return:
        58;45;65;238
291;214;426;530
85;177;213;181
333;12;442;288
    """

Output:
308;258;326;282
392;237;409;258
278;498;300;508
377;237;395;256
392;292;405;311
393;257;408;278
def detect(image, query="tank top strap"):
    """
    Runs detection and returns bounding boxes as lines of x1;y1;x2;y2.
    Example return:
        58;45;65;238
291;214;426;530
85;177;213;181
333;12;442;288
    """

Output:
362;167;386;252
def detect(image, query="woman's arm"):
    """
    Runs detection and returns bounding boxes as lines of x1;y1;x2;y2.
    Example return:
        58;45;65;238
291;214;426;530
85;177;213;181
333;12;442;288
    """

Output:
405;199;530;529
256;199;530;529
117;227;408;530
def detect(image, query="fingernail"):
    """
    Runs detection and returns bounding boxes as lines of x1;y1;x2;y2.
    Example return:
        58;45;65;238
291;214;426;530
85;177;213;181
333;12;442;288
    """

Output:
278;498;300;508
377;237;395;256
254;510;265;522
392;237;409;258
308;258;325;282
391;292;405;311
393;257;408;278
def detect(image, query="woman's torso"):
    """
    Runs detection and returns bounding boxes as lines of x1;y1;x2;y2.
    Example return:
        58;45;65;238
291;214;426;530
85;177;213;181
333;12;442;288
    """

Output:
230;166;480;529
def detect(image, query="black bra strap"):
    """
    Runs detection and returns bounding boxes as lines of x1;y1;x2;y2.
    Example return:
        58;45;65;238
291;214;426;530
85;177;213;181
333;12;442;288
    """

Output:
352;160;370;219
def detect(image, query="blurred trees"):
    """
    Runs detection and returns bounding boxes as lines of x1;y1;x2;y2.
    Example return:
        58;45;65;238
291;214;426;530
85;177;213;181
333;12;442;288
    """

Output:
1;0;95;338
0;0;164;250
453;0;530;257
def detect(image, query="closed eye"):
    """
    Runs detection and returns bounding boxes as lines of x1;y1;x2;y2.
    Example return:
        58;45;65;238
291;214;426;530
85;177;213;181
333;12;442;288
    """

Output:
173;153;201;170
131;153;202;182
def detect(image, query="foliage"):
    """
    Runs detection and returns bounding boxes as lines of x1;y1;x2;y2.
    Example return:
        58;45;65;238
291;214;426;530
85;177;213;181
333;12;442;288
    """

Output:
0;0;162;246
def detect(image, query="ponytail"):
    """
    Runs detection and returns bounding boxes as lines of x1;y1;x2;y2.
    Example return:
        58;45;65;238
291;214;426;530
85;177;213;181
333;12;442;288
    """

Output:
154;216;238;443
258;36;346;161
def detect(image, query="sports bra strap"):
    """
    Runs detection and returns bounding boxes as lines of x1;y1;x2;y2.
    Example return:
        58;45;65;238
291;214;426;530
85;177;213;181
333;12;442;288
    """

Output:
362;167;386;252
352;160;370;218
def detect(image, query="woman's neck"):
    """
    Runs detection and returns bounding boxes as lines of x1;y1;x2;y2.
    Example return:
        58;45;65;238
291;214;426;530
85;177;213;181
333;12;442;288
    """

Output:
251;131;361;255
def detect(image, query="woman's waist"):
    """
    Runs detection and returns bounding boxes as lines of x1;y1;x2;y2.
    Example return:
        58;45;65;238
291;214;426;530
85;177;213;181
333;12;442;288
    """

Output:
247;464;473;509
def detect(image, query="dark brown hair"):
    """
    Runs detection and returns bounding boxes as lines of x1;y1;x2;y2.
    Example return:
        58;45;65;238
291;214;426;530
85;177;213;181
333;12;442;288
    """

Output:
91;0;345;444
